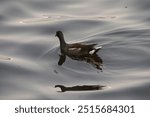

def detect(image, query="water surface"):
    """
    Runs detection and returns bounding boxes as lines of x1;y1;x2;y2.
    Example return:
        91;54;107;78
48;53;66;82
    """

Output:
0;0;150;99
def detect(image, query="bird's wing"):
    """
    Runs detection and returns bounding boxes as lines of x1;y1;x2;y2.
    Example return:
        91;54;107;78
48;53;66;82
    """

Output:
68;43;97;49
68;43;82;48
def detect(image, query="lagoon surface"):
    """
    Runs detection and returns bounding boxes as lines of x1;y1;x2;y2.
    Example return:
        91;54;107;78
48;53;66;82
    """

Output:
0;0;150;99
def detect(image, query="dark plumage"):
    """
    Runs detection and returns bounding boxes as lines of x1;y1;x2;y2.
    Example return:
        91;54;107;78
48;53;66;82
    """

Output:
55;31;102;58
55;31;103;70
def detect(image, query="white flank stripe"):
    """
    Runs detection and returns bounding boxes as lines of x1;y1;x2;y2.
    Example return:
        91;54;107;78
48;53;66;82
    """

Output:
68;48;81;51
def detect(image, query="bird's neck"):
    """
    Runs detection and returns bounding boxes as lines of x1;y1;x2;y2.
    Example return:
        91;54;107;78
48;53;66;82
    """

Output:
58;35;66;48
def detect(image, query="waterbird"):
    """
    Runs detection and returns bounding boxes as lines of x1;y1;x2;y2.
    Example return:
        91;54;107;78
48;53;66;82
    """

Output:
55;31;103;70
55;31;102;58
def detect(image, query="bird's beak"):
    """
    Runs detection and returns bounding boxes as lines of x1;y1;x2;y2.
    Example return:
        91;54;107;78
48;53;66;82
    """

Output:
55;34;57;37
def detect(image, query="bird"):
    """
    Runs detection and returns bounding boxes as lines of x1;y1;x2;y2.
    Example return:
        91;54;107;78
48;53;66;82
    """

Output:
55;31;102;58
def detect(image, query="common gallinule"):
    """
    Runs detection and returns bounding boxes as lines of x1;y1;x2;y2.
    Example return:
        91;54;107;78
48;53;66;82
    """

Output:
55;31;102;58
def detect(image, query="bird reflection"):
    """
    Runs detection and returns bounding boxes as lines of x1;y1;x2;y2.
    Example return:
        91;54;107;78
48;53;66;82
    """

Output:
58;53;103;71
55;85;106;92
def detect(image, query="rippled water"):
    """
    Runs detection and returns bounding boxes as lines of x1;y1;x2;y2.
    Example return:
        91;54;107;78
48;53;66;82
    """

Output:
0;0;150;99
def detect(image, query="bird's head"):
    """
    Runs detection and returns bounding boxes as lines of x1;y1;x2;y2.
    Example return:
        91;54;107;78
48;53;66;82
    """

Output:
55;31;63;38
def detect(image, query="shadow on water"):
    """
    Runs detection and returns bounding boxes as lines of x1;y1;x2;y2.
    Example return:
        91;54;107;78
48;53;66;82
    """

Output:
58;53;103;71
55;85;106;92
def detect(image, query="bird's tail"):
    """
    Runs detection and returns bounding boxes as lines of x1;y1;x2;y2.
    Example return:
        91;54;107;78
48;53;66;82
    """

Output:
89;46;102;55
94;46;102;54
